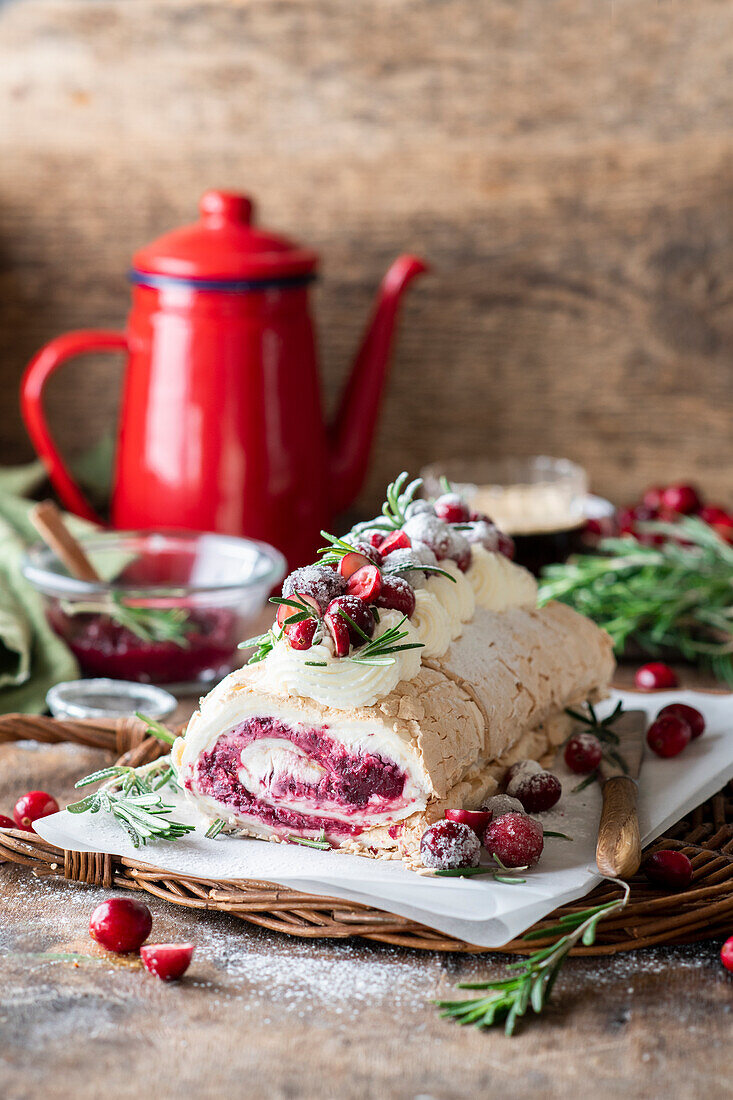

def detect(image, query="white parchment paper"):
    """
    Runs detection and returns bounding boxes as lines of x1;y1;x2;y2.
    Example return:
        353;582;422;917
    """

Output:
34;690;733;947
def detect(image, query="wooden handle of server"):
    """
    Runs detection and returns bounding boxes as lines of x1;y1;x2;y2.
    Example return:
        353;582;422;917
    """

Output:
596;776;641;879
29;500;101;583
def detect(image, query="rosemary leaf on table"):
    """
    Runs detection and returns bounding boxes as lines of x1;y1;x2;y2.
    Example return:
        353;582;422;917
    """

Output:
539;518;733;685
436;881;630;1035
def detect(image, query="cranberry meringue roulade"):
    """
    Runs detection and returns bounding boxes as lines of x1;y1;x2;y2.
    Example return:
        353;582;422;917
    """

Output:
173;602;614;860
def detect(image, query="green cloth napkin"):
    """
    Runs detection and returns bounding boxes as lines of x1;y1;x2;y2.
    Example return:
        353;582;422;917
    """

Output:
0;444;111;713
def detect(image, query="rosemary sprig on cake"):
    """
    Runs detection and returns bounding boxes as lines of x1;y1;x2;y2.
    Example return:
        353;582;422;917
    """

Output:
351;471;423;534
347;616;424;666
540;518;733;685
436;881;630;1035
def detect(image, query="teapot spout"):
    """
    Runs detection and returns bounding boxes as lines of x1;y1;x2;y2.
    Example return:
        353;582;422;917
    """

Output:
329;254;428;516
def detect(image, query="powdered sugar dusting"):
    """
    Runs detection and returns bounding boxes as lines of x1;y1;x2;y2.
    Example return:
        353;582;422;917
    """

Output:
282;565;346;611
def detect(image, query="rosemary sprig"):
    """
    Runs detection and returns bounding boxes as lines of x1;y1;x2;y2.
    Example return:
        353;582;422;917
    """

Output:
205;817;226;839
564;699;629;783
135;712;177;746
436;880;630;1034
288;829;331;850
317;531;380;566
67;746;193;849
60;593;190;648
433;854;528;884
347;616;424;667
269;594;321;626
351;471;423;535
239;627;280;664
540;518;733;685
382;559;458;583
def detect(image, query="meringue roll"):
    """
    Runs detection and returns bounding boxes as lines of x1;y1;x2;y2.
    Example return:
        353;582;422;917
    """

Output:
173;601;614;860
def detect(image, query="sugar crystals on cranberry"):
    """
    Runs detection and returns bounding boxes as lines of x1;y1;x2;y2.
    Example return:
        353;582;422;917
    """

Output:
376;575;416;618
420;819;481;870
324;595;375;654
433;493;470;524
282;565;346;612
483;812;544;868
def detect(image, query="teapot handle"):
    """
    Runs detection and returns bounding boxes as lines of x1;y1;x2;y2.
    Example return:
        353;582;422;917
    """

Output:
20;330;128;524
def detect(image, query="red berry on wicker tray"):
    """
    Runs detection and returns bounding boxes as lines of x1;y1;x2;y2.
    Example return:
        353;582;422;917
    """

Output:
13;790;59;832
444;808;493;835
89;898;153;954
634;662;678;691
510;770;562;813
643;850;693;890
140;942;194;981
564;732;603;774
657;703;705;740
646;714;692;758
420;819;481;870
483;813;544;868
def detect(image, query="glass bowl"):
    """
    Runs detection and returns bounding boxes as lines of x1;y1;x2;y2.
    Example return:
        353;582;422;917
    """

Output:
22;530;286;692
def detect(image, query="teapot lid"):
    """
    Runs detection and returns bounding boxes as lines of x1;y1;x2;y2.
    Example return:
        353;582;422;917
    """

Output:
131;191;318;282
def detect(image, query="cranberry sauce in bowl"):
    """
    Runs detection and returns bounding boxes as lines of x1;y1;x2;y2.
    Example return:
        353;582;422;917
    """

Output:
22;531;285;691
191;716;412;840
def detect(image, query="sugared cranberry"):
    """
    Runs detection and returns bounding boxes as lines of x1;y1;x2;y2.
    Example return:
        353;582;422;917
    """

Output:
445;808;493;835
140;942;194;981
634;662;678;691
644;850;692;890
324;595;375;651
510;770;562;814
13;791;59;832
433;493;470;524
564;733;603;774
0;814;16;829
420;819;481;870
657;703;705;740
359;529;388;550
378;530;412;556
339;551;374;579
721;936;733;973
284;616;318;650
282;566;346;612
346;564;383;603
641;486;664;513
480;793;524;818
660;483;702;516
453;546;472;572
324;611;350;656
483;813;544;868
647;714;692;758
448;532;472;572
497;532;515;560
376;575;416;618
505;759;542;790
470;510;493;523
89;897;152;954
276;591;320;629
464;520;500;552
402;514;452;558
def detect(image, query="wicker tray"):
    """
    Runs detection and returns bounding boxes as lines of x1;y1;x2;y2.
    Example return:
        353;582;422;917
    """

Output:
1;714;732;954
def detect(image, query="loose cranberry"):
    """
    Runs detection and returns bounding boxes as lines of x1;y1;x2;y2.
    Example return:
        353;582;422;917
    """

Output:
276;591;320;630
642;486;664;513
89;898;153;954
713;517;733;544
339;551;374;579
511;770;562;814
480;793;524;818
660;483;702;516
564;733;603;774
505;759;542;790
324;595;375;650
634;662;678;691
0;814;17;829
284;616;318;650
698;504;730;526
647;714;692;758
13;791;59;832
497;532;515;560
617;507;637;536
379;530;412;556
657;703;705;740
433;493;470;524
420;819;481;870
445;808;493;834
282;566;346;612
140;942;194;981
483;813;544;869
644;850;692;890
376;575;416;618
346;564;383;603
721;936;733;973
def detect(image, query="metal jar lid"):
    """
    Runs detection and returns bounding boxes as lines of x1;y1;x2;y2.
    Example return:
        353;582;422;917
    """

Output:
46;679;178;722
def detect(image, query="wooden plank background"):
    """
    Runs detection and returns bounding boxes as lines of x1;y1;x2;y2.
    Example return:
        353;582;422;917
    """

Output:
2;0;733;514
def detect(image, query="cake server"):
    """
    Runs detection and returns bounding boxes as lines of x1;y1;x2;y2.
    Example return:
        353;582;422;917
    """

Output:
595;708;646;879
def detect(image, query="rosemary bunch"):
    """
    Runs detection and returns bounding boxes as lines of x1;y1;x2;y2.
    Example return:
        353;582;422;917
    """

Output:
351;471;423;535
539;518;733;685
61;593;190;647
436;881;630;1035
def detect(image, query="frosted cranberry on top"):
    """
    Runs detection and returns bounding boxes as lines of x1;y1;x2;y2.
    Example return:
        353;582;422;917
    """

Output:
324;596;375;653
379;529;412;556
433;493;470;524
282;565;346;613
376;575;416;618
464;520;500;552
346;564;382;603
402;513;453;558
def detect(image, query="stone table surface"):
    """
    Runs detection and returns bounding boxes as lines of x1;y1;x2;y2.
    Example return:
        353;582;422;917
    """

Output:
1;665;732;1100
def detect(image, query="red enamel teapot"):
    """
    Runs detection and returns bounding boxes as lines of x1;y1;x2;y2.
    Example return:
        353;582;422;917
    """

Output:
21;190;427;566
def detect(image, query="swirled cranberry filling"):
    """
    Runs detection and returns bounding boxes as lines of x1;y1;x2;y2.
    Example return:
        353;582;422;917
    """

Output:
191;716;409;838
